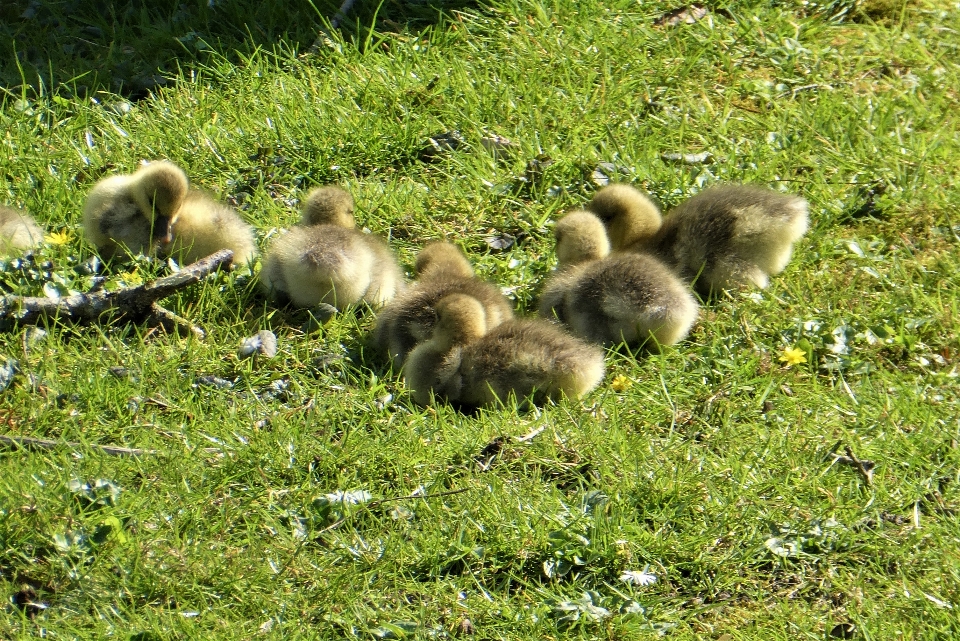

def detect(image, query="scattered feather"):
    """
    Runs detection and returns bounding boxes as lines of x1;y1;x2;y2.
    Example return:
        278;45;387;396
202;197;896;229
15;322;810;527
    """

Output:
655;4;708;26
923;593;953;609
660;151;715;164
419;130;465;162
322;489;373;505
485;233;516;251
589;162;630;186
239;330;278;359
23;327;47;348
479;133;516;156
553;591;612;624
195;375;235;389
68;478;121;507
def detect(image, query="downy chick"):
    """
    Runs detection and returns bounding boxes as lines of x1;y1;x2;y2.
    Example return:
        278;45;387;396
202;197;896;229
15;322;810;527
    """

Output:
161;192;257;266
83;161;256;265
405;293;605;407
589;183;809;293
260;186;404;309
414;241;476;280
587;183;663;251
82;161;188;259
540;210;698;348
651;184;809;292
537;210;610;323
0;206;44;253
373;242;513;365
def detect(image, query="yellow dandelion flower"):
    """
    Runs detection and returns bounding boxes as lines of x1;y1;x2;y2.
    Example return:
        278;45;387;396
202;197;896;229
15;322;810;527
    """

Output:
779;346;807;367
44;230;73;246
611;374;632;392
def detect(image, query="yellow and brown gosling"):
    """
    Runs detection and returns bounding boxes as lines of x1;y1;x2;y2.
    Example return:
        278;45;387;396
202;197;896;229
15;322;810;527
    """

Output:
652;184;809;293
589;183;809;294
83;161;187;259
405;293;605;407
586;183;662;252
0;206;43;254
260;186;404;309
540;209;698;348
373;242;514;366
83;161;256;265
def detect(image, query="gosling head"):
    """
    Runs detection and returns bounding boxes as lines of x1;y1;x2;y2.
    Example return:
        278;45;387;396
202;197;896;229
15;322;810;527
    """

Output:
82;161;188;257
432;293;488;350
554;210;610;267
131;161;189;241
415;242;475;280
587;184;662;251
301;186;356;228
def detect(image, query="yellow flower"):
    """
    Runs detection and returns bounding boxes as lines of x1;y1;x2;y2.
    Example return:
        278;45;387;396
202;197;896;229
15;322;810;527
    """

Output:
611;374;632;392
44;230;72;246
779;346;807;367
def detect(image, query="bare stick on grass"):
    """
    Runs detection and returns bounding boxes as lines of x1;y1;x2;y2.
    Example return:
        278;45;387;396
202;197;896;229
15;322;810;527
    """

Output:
0;249;233;334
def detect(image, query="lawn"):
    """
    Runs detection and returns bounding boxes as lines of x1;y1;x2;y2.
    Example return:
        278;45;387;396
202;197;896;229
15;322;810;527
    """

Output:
1;0;959;638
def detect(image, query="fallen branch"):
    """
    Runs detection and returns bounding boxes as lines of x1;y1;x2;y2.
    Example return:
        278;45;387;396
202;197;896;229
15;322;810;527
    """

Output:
0;250;233;330
147;303;206;339
0;434;221;457
330;0;358;30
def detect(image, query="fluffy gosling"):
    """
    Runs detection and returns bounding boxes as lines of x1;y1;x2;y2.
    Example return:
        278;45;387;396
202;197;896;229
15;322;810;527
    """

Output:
405;293;605;407
161;193;257;265
414;240;476;280
586;184;662;252
260;186;404;309
0;206;44;254
373;242;513;365
82;161;187;259
82;161;256;264
588;183;809;294
540;210;698;348
653;184;809;292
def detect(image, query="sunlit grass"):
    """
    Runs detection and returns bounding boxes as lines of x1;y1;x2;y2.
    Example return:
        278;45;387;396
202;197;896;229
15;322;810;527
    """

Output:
1;0;959;638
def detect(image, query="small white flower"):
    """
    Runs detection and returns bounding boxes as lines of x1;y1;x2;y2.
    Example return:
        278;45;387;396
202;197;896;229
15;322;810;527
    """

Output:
620;567;657;586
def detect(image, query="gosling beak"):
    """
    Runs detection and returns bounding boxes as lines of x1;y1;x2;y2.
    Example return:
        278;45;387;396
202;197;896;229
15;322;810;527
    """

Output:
156;216;173;246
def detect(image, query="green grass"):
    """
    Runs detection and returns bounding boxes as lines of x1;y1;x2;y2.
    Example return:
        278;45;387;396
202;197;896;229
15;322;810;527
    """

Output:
2;0;959;638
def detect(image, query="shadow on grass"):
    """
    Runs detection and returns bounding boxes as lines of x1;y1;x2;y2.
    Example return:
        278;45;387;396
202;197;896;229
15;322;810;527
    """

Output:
1;0;481;99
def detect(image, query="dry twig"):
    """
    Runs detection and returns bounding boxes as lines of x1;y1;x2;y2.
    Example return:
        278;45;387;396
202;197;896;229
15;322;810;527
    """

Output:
828;444;875;487
0;250;233;332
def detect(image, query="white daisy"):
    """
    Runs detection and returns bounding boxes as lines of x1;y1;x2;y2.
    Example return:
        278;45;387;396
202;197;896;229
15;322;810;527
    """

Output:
620;566;657;587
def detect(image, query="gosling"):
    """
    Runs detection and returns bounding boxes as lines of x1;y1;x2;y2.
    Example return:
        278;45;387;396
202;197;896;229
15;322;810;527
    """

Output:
373;242;513;365
405;293;605;407
540;210;698;348
656;184;809;292
82;161;256;264
0;206;44;253
260;186;404;309
82;161;186;259
587;184;663;252
588;183;809;294
161;194;257;266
